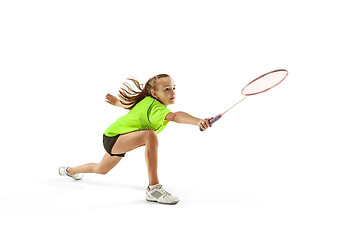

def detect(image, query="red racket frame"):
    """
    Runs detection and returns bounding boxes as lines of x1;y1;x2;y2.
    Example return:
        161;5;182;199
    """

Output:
241;69;288;96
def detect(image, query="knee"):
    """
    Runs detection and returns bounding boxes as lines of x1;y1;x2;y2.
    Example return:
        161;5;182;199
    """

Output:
144;130;158;146
95;165;110;175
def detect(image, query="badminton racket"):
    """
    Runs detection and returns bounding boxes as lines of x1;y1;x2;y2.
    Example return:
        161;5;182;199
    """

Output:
200;69;288;131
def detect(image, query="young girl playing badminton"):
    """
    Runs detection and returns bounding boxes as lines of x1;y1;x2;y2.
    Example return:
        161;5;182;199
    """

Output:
59;74;212;204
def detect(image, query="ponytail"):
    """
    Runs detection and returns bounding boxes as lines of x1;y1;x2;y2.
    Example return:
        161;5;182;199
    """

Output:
118;74;170;110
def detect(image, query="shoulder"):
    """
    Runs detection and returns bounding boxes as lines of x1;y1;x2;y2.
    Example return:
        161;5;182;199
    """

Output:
132;97;156;111
138;96;154;105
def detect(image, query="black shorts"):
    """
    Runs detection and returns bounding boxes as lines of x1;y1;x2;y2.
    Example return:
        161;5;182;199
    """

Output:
103;134;126;157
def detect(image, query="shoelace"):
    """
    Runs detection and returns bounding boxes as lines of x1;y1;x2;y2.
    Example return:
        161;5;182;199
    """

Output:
65;167;71;176
160;187;171;198
66;167;76;177
152;185;172;198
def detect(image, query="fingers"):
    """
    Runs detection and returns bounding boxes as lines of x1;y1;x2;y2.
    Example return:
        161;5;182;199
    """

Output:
200;118;212;131
200;123;207;131
105;93;115;99
105;95;110;103
105;94;115;105
202;122;208;130
205;118;210;128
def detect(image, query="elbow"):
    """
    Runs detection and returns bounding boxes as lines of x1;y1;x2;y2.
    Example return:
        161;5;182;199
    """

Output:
172;111;186;123
173;111;186;123
166;112;177;122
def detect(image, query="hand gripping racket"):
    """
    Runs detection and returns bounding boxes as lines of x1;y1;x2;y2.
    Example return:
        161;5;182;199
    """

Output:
200;69;288;131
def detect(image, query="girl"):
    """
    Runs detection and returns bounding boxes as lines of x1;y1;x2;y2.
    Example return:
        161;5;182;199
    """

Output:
59;74;212;204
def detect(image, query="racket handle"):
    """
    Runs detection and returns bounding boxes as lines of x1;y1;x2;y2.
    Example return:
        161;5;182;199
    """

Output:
199;114;222;131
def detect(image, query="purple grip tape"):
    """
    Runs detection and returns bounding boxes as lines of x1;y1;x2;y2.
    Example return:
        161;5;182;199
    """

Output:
199;114;222;131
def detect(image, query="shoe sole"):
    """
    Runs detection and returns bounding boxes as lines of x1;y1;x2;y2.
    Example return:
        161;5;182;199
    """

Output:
146;199;179;205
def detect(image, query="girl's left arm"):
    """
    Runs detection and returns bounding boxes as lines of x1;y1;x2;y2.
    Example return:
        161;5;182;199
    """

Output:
166;111;213;131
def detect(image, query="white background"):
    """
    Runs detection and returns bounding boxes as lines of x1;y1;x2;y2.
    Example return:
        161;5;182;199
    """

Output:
1;0;359;239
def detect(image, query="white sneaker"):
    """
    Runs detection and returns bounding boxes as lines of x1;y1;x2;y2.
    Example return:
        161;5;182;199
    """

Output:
146;184;179;204
58;166;83;180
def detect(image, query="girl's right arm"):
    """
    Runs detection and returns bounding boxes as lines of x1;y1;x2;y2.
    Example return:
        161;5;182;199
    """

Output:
105;93;123;107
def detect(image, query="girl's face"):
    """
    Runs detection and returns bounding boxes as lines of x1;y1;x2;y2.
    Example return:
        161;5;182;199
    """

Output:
151;77;176;106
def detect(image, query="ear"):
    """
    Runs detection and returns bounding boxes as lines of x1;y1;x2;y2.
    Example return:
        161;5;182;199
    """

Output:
151;89;157;98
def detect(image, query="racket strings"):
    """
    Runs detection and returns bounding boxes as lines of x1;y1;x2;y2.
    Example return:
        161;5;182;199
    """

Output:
242;70;288;96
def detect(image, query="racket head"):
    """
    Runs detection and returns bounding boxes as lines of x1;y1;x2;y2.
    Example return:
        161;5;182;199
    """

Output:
241;69;288;96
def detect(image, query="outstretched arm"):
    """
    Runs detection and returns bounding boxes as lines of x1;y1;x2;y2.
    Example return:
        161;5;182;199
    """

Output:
166;111;213;131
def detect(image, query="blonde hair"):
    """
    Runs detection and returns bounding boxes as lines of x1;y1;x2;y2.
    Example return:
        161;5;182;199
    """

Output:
118;74;170;110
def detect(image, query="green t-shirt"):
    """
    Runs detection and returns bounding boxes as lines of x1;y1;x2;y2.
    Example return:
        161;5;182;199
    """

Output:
104;96;171;137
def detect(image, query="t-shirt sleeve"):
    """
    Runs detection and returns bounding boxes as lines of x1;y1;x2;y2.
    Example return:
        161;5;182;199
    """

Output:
148;103;171;126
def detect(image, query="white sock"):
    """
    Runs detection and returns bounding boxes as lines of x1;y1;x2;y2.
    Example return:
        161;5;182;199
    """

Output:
149;183;161;190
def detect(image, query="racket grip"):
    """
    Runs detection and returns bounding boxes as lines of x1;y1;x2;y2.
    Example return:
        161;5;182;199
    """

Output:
199;114;222;131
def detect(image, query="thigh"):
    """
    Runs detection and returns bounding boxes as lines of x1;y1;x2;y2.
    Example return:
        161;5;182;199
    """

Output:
111;130;152;155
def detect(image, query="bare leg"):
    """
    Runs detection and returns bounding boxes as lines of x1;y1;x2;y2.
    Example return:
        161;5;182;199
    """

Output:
111;130;159;186
68;130;160;186
68;153;122;175
143;132;159;186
